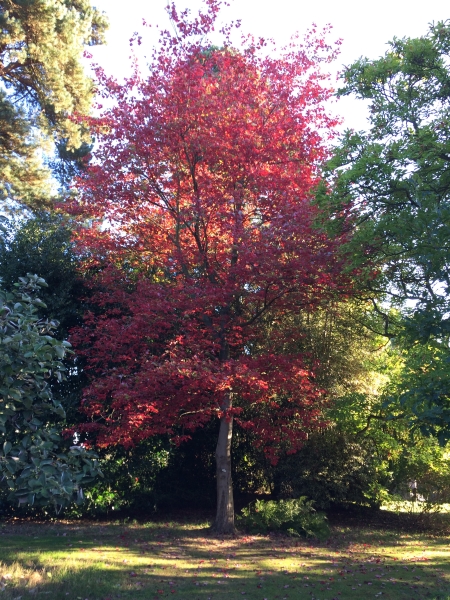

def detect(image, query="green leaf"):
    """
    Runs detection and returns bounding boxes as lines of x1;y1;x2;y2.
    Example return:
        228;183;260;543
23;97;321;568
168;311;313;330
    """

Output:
0;275;100;510
54;346;65;359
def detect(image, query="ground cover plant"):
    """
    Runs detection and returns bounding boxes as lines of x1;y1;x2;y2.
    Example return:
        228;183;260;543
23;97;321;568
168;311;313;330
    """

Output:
0;517;449;600
237;497;330;539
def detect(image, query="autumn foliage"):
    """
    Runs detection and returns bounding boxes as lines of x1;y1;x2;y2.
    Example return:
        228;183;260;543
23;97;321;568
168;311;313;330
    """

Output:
68;1;350;469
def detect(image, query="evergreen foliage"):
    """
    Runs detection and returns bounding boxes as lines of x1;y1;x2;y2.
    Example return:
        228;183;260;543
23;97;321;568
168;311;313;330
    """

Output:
0;212;90;429
0;0;108;204
0;274;101;510
0;212;83;338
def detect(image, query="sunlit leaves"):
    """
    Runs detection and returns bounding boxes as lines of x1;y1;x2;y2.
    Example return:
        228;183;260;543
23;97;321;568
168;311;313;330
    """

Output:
0;0;108;204
318;21;450;434
68;1;351;505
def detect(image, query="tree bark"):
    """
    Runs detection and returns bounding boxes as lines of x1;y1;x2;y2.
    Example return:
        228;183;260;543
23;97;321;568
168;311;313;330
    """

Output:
211;325;236;535
211;407;236;534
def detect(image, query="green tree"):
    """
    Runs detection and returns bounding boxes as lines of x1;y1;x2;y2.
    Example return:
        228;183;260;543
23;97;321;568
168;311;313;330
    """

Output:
317;21;450;436
0;0;108;204
0;212;91;427
0;212;84;338
0;274;100;510
0;91;52;206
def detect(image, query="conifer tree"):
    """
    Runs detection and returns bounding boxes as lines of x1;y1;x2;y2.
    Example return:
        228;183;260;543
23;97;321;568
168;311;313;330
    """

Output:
0;0;108;206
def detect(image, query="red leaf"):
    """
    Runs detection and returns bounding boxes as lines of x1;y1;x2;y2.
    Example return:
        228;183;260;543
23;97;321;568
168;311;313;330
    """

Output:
68;0;354;511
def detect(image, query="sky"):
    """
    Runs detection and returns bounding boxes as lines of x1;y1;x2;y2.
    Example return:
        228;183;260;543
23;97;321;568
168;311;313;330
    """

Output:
89;0;449;131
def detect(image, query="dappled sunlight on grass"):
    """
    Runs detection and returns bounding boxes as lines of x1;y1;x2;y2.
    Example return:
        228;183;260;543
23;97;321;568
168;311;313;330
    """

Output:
0;519;449;599
382;501;450;514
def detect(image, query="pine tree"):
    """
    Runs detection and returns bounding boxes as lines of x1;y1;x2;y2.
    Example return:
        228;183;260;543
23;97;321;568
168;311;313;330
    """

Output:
0;0;108;206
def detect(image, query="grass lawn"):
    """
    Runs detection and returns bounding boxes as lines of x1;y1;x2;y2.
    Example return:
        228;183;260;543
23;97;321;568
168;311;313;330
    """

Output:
0;514;449;600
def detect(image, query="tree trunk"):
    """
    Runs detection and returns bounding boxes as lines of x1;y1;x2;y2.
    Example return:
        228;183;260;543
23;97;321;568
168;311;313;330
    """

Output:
211;330;236;535
211;410;236;534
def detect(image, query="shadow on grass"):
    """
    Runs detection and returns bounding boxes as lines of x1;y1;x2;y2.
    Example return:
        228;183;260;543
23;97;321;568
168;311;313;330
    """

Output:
0;520;449;599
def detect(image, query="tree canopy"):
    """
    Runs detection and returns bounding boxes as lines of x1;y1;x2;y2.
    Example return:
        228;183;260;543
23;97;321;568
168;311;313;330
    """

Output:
66;0;353;532
1;2;450;520
0;0;108;206
316;20;450;437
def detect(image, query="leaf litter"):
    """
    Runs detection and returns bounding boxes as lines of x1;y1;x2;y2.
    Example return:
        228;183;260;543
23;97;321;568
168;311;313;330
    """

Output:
0;520;449;599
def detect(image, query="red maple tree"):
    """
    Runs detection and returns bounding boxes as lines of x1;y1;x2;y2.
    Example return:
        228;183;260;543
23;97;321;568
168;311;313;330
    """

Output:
68;0;351;532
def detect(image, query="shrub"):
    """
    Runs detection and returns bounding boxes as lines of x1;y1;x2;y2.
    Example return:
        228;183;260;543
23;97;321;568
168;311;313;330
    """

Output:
237;497;329;539
273;428;382;509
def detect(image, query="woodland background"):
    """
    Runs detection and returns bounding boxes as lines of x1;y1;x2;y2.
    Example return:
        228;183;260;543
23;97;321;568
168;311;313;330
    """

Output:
0;0;449;527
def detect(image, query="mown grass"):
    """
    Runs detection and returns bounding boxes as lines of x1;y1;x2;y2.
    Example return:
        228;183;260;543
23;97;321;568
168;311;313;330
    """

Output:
0;516;449;600
381;501;450;514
